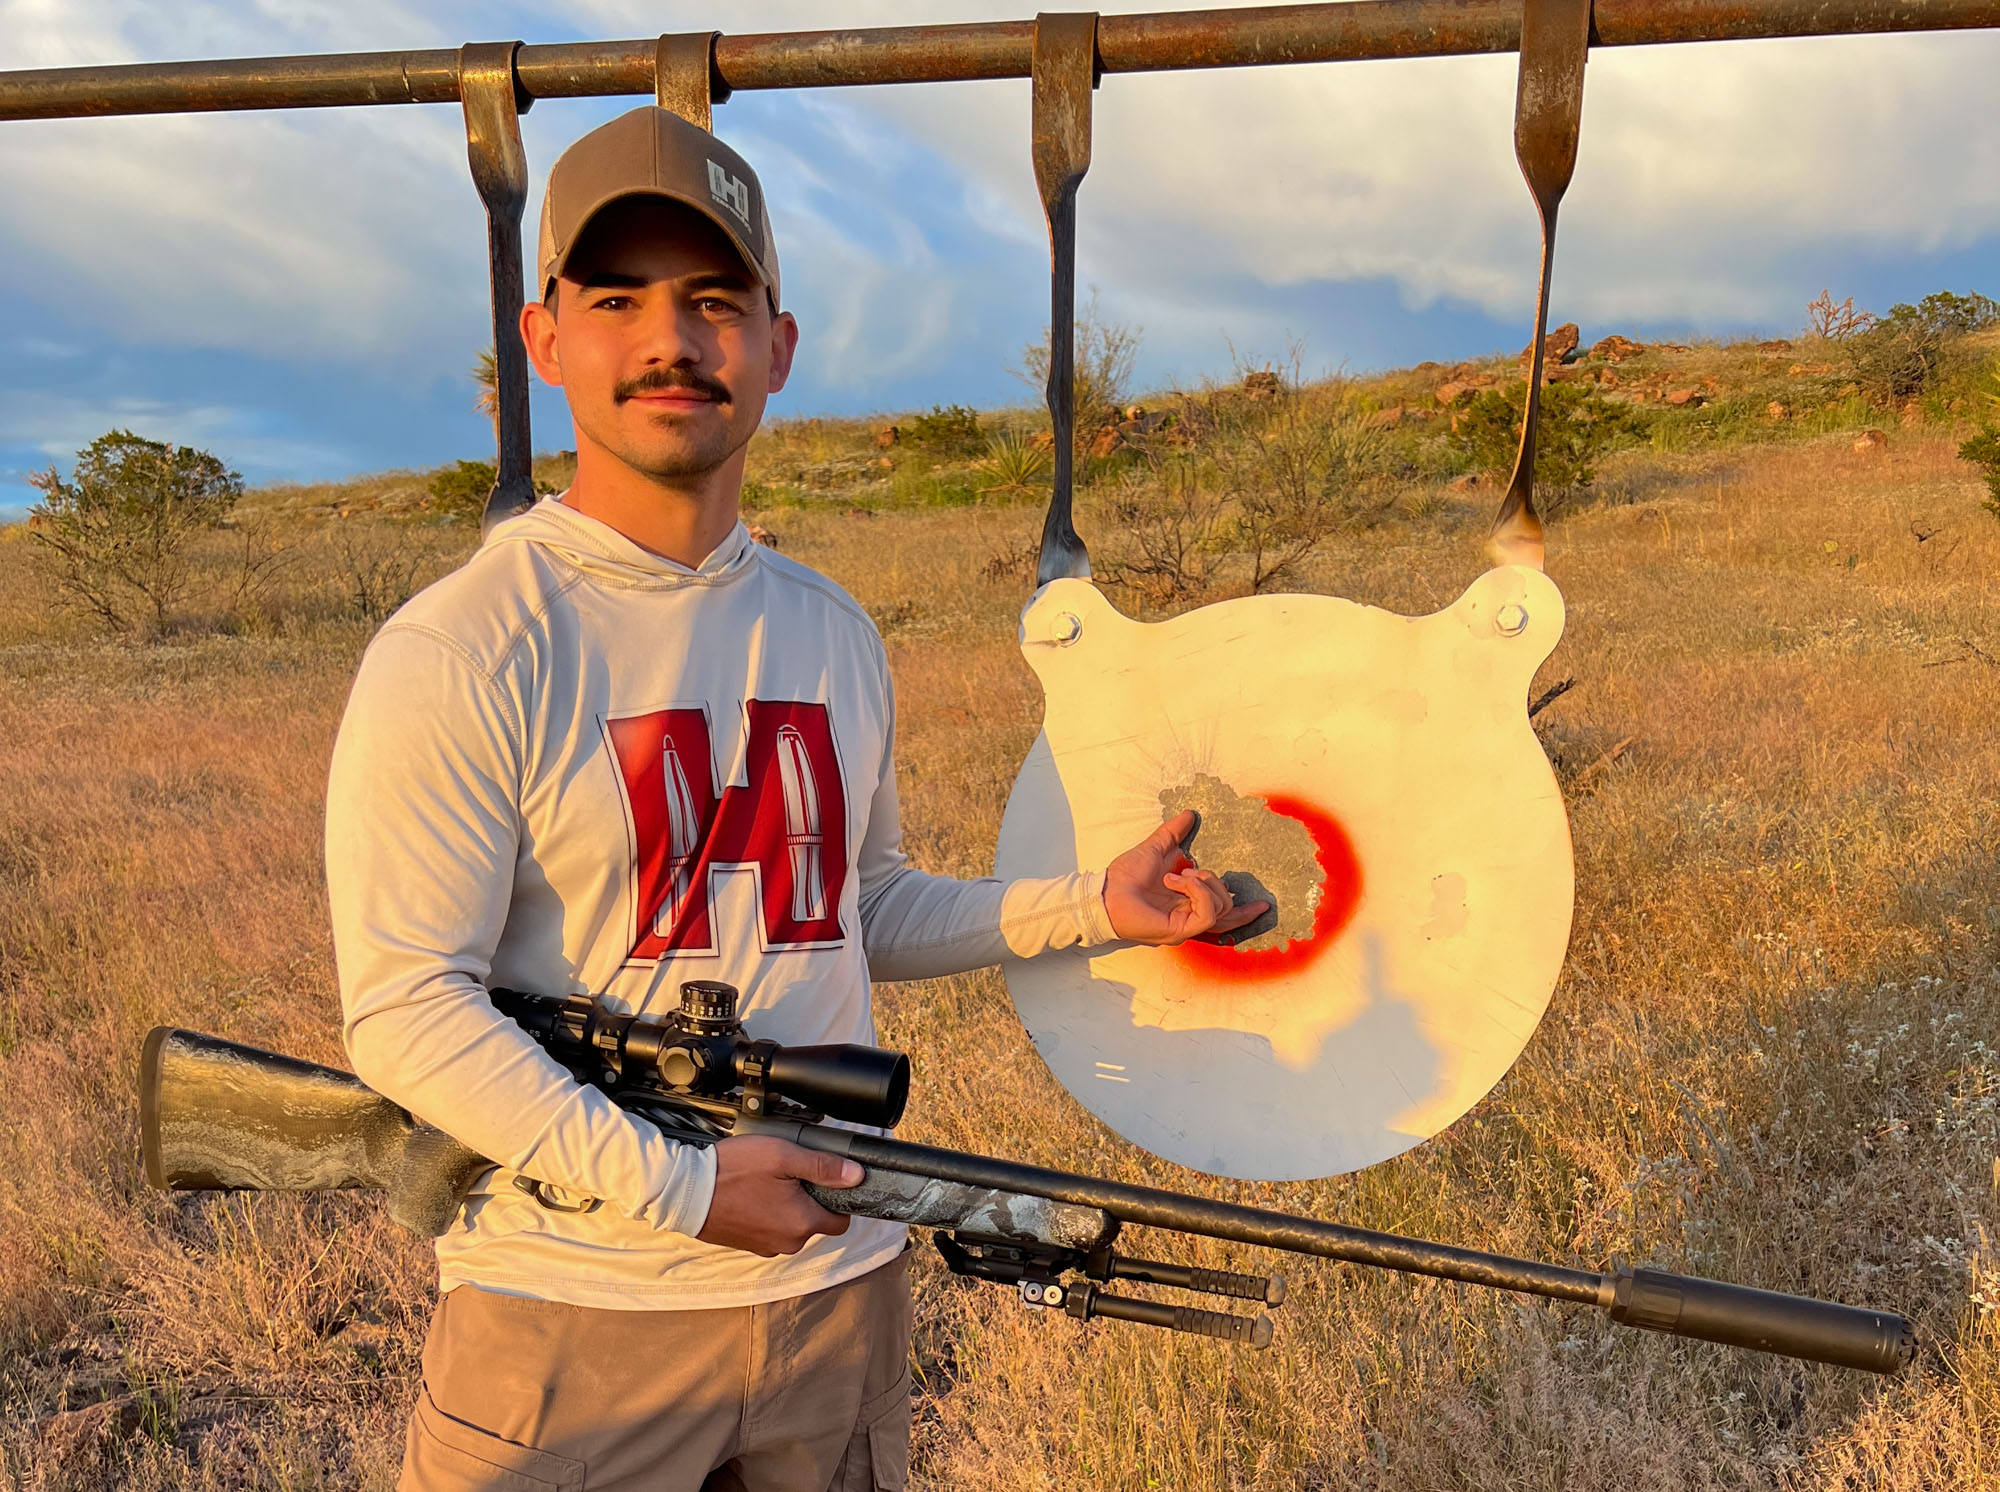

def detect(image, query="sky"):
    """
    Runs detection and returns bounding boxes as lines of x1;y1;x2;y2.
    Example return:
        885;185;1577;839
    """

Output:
2;1;1997;517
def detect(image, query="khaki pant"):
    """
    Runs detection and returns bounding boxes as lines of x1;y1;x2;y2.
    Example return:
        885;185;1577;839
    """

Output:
399;1250;912;1492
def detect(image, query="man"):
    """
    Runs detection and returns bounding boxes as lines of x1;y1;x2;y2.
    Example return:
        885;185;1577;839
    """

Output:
327;106;1263;1492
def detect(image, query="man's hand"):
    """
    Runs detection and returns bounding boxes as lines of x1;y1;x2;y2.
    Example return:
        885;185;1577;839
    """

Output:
695;1135;863;1257
1102;808;1272;946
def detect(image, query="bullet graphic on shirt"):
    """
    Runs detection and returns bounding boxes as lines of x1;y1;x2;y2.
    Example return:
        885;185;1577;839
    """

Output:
654;737;701;938
775;725;827;923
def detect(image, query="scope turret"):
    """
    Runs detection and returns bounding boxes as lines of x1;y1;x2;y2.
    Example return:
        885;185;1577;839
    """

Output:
678;980;738;1030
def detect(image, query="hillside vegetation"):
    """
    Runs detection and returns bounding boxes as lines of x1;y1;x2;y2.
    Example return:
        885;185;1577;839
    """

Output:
2;317;1999;1488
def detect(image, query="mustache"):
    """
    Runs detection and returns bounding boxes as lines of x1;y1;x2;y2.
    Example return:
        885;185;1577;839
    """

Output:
614;367;729;404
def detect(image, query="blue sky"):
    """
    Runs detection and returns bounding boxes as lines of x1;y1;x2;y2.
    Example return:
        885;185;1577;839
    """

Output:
3;2;1997;517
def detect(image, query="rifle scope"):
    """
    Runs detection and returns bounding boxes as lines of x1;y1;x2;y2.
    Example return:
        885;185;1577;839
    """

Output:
490;982;910;1130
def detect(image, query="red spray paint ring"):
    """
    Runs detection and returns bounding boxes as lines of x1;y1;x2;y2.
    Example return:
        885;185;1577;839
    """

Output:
1174;794;1363;983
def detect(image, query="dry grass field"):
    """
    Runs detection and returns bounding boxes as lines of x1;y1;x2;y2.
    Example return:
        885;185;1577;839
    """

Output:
1;367;1997;1487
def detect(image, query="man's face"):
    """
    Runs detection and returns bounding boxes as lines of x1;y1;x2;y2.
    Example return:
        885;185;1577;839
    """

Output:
521;196;797;483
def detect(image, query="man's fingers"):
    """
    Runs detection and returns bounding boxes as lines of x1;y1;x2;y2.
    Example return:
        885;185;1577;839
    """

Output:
1164;869;1235;937
1168;867;1232;912
806;1201;853;1238
1213;898;1272;933
1145;809;1199;858
780;1146;865;1189
1201;898;1273;941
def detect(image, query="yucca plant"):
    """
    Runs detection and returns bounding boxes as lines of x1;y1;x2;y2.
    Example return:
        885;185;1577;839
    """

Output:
978;430;1053;493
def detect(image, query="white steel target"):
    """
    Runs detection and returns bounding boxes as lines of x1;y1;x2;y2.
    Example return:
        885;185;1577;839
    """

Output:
995;570;1575;1181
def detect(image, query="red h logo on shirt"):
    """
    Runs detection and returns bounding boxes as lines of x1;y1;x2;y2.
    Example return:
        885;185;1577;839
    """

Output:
605;702;849;960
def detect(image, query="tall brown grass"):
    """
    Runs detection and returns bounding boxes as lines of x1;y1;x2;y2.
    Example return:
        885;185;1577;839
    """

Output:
1;427;1996;1488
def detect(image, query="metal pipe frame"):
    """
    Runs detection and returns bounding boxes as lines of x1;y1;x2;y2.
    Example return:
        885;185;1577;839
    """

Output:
2;0;1996;122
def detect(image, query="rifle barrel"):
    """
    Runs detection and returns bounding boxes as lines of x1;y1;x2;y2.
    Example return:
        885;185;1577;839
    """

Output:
788;1128;1913;1373
823;1130;1606;1301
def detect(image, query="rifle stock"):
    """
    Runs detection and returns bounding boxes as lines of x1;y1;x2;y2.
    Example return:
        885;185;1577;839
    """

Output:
138;1026;1117;1252
140;1027;490;1237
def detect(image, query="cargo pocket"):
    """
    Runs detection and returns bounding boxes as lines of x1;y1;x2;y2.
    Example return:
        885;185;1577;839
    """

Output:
401;1390;586;1492
832;1371;910;1492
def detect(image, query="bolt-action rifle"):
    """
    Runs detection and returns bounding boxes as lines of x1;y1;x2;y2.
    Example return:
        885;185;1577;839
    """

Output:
140;980;1914;1371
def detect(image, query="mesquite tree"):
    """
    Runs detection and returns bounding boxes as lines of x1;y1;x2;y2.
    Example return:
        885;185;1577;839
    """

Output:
28;429;243;634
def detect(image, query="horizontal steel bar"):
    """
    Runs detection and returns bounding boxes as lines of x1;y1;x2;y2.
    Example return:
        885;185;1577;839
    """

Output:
2;0;1995;123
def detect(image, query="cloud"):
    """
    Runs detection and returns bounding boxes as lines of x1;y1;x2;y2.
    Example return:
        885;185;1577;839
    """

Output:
845;26;2000;335
0;108;483;369
1;0;1995;491
0;0;512;379
581;2;2000;360
0;388;355;474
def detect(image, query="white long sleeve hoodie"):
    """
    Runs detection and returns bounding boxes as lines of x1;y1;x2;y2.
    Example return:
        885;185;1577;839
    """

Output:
326;498;1115;1310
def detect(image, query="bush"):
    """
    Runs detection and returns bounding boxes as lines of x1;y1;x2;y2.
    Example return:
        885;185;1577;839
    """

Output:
1093;365;1398;604
28;429;243;634
1961;427;2000;522
428;459;497;522
1098;455;1230;607
903;404;983;455
1017;292;1140;435
1448;380;1637;497
1209;385;1390;592
1846;291;1999;406
1903;290;2000;339
324;524;455;625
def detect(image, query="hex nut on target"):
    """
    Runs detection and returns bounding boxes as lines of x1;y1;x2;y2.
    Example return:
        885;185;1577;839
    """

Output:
1052;613;1082;646
1495;603;1530;637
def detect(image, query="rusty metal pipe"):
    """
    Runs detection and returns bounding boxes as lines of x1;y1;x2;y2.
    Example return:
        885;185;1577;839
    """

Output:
2;0;1995;123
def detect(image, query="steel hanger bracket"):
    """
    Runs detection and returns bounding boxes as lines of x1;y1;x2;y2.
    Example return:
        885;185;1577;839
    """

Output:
1031;11;1100;590
1486;0;1592;573
459;41;536;535
656;32;730;128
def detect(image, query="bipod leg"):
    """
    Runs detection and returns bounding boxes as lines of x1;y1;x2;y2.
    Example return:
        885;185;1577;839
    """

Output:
1031;12;1099;589
459;42;536;535
1486;0;1592;573
656;32;729;129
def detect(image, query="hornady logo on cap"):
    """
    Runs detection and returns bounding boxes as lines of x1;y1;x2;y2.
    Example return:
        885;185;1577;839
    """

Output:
706;160;751;227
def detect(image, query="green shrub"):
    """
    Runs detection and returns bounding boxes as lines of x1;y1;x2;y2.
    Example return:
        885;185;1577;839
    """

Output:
1449;381;1638;495
428;459;497;522
1961;427;2000;521
903;404;984;455
1846;291;1999;406
1903;290;2000;339
1210;392;1391;591
27;429;243;634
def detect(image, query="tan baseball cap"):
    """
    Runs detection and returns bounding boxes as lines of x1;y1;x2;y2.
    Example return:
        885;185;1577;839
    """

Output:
537;106;780;309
